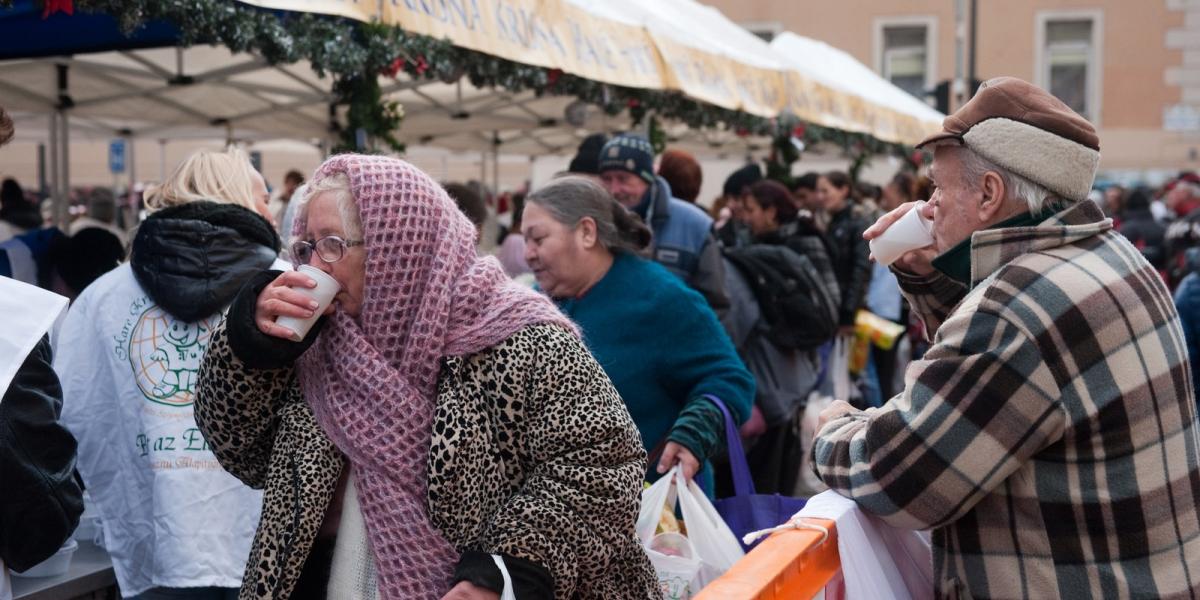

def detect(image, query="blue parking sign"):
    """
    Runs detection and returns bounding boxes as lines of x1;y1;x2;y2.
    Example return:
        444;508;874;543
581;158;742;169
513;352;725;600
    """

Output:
109;139;126;174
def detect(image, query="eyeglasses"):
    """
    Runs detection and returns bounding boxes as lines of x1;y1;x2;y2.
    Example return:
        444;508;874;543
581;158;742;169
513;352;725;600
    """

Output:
290;235;364;267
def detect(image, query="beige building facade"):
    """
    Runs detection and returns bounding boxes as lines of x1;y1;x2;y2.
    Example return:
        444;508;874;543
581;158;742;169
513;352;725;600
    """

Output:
710;0;1200;181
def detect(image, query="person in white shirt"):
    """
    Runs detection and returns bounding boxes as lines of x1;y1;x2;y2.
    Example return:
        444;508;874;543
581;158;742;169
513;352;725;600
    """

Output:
0;105;83;600
55;148;276;600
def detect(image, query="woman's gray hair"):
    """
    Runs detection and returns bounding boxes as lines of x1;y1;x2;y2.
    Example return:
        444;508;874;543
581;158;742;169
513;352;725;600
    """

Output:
526;176;652;255
957;146;1057;214
294;172;362;242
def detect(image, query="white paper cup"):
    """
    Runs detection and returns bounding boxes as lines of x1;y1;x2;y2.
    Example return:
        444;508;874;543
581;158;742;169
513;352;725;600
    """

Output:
274;265;341;341
869;201;935;267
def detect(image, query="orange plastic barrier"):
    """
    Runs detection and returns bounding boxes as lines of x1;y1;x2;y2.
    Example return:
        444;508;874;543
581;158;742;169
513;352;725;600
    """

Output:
693;519;839;600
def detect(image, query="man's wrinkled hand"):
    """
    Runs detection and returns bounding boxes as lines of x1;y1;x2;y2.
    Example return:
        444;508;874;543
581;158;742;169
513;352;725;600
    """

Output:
818;400;861;431
864;201;937;276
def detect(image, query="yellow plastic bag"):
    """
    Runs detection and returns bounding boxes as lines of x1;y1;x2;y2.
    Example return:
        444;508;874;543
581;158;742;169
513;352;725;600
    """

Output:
849;310;906;374
855;310;906;351
849;330;871;375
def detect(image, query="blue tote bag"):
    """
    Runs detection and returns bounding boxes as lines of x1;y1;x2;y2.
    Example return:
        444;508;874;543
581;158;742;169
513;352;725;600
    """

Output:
707;395;808;551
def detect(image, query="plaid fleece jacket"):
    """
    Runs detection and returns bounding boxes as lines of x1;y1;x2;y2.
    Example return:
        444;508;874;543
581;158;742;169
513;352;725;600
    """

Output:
814;200;1200;599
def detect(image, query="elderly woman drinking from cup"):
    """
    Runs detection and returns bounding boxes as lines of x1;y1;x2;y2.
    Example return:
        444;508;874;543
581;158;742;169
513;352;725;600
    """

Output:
522;176;755;491
194;155;658;600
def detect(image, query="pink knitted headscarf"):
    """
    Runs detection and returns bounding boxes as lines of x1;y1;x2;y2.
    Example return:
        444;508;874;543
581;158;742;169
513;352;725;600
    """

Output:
294;155;576;598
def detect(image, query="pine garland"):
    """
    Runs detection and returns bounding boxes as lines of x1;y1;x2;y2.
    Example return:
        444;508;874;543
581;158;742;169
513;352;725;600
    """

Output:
65;0;909;161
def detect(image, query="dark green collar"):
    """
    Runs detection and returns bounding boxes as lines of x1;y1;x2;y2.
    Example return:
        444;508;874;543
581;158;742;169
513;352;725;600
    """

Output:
931;204;1064;287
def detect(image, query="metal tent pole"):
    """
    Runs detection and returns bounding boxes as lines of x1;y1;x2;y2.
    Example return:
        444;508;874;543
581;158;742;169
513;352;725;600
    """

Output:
58;110;69;227
492;131;500;195
54;63;72;228
126;134;136;192
47;113;59;222
159;139;168;181
37;143;46;200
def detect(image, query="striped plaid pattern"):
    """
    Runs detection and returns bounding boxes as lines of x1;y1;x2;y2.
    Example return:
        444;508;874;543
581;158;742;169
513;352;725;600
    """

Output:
891;266;967;341
815;200;1200;599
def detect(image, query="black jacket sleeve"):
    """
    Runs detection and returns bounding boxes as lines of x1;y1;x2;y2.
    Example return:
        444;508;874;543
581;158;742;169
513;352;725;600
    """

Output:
839;215;873;326
452;550;554;599
0;337;84;572
690;234;731;318
226;269;326;369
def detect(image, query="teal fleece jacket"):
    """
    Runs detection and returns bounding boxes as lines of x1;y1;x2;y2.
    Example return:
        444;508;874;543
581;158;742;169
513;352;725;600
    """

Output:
556;253;754;473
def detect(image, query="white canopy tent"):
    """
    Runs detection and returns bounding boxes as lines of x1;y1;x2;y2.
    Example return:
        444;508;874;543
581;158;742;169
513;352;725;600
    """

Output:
770;32;946;132
0;0;943;222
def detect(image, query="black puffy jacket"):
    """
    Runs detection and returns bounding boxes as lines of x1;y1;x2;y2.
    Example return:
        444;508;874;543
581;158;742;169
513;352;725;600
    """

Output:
0;337;83;572
131;201;280;322
826;205;874;326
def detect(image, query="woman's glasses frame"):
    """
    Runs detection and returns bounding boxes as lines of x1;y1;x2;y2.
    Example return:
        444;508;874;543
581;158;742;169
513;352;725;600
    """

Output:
290;235;364;268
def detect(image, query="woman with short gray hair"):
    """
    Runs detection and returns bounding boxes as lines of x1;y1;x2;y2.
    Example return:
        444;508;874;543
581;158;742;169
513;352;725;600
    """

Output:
523;176;755;492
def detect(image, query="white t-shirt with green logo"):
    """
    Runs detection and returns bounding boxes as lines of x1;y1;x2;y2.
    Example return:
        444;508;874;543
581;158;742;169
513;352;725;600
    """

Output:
55;264;263;597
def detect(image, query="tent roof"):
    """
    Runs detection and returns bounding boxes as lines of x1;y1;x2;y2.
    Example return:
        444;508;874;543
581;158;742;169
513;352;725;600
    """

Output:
0;0;942;155
770;32;945;127
0;42;772;157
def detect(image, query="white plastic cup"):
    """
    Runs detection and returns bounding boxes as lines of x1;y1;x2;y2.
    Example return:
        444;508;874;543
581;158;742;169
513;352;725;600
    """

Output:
14;539;77;578
274;265;341;341
869;201;935;267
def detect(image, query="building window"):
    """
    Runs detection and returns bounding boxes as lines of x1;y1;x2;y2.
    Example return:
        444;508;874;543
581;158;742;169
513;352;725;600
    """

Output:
875;17;937;101
1036;10;1103;123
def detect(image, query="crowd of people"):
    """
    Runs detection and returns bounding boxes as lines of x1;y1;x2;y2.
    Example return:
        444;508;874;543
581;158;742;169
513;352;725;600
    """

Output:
2;75;1200;600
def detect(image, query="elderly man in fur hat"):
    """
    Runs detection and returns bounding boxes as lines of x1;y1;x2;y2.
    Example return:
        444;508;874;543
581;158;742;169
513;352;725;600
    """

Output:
813;77;1200;599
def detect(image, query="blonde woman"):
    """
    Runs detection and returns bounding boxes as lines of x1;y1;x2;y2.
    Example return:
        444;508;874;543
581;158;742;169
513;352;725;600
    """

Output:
54;148;279;600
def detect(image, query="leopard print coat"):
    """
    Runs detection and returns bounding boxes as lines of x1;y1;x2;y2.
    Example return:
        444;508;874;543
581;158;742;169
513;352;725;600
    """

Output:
195;319;660;599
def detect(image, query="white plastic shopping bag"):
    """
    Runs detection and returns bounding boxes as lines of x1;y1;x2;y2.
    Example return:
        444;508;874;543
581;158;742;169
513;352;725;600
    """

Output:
637;466;677;541
490;555;517;600
797;491;933;600
794;390;832;497
638;468;702;599
647;533;702;600
673;470;745;589
831;336;853;403
638;468;745;597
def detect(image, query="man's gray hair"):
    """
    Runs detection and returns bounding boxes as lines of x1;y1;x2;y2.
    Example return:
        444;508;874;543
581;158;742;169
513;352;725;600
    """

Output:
957;146;1057;214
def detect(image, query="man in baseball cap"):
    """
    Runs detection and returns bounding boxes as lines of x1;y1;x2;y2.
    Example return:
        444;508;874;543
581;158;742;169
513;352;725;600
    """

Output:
813;77;1200;598
596;133;728;312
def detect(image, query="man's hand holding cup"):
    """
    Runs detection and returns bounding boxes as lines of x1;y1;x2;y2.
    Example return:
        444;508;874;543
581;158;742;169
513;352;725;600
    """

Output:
864;201;938;276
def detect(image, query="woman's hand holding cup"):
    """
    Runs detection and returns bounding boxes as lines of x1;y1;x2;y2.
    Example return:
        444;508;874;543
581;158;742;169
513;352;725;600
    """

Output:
256;268;338;340
863;201;937;276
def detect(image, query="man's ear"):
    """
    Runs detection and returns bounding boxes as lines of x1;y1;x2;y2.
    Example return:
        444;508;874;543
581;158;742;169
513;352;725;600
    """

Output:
978;171;1008;222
